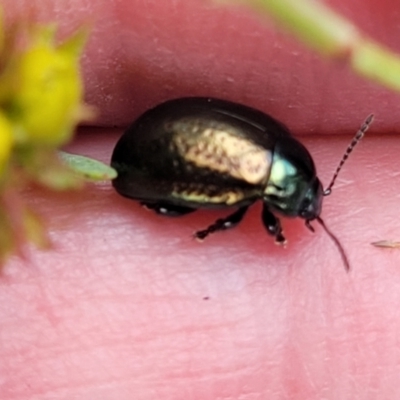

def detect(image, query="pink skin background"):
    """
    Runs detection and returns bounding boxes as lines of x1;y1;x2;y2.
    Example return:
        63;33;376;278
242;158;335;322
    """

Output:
2;0;400;399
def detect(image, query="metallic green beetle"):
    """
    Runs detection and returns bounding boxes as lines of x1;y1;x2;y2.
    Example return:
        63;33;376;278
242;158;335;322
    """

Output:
111;97;372;270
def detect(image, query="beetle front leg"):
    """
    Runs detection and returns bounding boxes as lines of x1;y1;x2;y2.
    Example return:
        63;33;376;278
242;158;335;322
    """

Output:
262;204;286;245
141;202;196;217
194;206;249;240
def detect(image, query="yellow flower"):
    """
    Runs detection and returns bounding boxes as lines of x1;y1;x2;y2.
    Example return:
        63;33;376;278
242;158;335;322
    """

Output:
0;111;13;175
11;26;87;146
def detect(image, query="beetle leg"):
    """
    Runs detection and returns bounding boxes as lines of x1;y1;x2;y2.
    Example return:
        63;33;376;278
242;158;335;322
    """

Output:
194;206;249;240
141;202;196;217
261;204;286;244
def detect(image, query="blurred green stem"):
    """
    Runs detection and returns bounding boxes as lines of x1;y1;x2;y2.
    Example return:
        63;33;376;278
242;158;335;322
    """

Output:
223;0;400;91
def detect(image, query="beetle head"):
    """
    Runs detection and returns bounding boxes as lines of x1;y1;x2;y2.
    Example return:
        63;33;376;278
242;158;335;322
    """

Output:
298;178;323;220
263;138;321;219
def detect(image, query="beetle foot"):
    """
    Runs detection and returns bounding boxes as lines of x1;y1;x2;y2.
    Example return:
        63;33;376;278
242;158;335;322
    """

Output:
274;232;287;246
261;205;286;245
194;227;215;241
194;206;249;240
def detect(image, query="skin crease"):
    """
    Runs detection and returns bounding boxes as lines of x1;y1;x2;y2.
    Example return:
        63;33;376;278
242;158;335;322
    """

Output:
1;0;400;399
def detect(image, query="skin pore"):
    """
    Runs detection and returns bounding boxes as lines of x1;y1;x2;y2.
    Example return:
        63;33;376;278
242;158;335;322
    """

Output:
2;1;400;399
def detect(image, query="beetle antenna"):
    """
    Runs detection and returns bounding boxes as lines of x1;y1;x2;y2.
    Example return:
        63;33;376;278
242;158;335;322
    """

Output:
313;216;350;271
324;114;374;196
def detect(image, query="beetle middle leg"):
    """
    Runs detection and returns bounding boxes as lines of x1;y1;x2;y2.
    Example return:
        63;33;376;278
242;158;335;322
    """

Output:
141;202;196;217
262;204;286;244
194;206;249;240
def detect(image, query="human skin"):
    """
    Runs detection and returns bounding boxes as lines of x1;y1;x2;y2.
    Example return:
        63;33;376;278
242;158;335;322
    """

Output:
2;1;400;399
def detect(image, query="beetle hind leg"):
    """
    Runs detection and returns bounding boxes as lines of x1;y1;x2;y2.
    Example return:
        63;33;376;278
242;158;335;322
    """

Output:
194;206;249;240
141;202;196;217
262;204;286;244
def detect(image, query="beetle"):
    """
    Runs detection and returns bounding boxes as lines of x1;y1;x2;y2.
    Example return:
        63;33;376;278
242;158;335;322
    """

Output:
111;97;373;270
